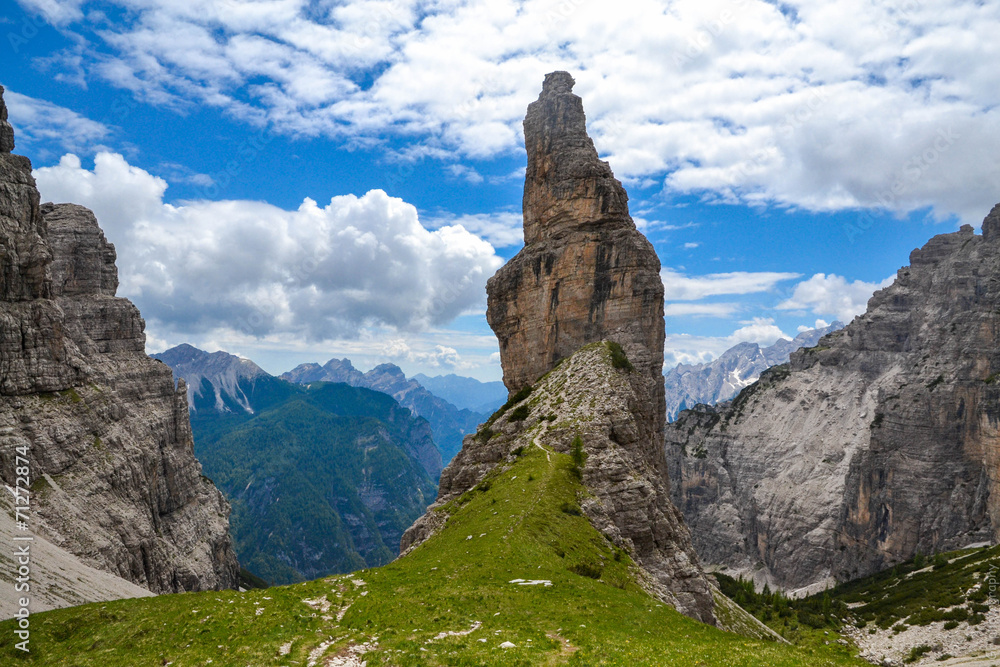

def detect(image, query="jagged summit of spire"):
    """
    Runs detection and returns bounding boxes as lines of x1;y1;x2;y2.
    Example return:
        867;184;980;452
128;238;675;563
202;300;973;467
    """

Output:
521;71;633;245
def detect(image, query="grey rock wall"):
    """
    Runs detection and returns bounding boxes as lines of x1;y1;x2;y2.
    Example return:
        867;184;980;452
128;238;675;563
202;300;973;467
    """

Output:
0;88;239;601
667;219;1000;593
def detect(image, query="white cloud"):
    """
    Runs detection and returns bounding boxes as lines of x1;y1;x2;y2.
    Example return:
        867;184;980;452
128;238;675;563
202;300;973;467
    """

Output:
661;268;801;300
664;317;790;367
663;302;739;318
4;91;111;154
425;211;524;249
26;0;1000;223
683;242;700;249
778;273;895;323
34;152;503;342
15;0;85;26
446;163;485;184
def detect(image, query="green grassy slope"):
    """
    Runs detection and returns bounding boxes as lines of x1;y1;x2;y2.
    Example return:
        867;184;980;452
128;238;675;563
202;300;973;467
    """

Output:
0;441;865;666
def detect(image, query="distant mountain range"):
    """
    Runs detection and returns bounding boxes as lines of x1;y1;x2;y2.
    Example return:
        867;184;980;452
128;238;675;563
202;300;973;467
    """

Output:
153;345;439;585
282;359;488;463
412;373;507;413
663;322;844;421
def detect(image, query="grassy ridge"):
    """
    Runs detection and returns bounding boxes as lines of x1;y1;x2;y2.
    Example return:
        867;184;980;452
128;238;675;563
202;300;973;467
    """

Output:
0;442;864;665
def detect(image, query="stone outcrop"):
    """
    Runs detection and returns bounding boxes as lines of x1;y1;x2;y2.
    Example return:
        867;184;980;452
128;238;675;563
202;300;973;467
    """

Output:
486;71;666;433
0;88;239;608
0;85;13;154
406;73;725;628
667;218;1000;593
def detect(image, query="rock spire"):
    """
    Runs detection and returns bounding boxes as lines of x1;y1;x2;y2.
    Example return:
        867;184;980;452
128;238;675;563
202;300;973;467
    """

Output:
487;71;666;435
405;73;735;628
0;85;14;154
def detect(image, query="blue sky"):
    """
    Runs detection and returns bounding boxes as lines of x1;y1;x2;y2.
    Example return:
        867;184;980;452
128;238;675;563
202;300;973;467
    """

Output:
4;0;999;380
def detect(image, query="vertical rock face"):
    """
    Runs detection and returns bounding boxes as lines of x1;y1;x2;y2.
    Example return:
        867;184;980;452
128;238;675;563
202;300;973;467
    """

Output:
0;88;239;603
0;85;14;154
408;73;722;626
667;218;1000;593
487;71;666;433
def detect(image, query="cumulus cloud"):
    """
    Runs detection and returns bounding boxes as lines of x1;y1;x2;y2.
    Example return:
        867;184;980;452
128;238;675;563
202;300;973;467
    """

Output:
34;152;503;341
778;273;895;323
4;91;111;154
661;268;801;300
381;340;464;368
22;0;1000;222
425;211;524;249
664;317;790;367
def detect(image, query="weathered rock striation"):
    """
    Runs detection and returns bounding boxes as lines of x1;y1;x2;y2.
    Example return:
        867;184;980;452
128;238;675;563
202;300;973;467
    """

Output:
0;87;239;609
667;218;1000;594
406;73;725;627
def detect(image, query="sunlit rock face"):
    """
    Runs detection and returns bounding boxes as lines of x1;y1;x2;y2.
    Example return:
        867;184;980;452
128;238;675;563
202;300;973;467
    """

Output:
406;73;721;626
486;71;666;438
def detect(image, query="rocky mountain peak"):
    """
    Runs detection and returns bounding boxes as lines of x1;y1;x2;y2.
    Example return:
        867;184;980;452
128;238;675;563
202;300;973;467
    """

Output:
42;203;119;297
981;202;1000;242
0;85;14;154
422;73;720;625
521;71;632;246
154;344;269;413
489;72;665;409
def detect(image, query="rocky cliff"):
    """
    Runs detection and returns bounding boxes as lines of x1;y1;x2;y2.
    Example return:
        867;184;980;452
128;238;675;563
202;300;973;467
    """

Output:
0;85;239;604
406;72;721;626
154;343;270;414
667;219;1000;593
664;321;843;421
